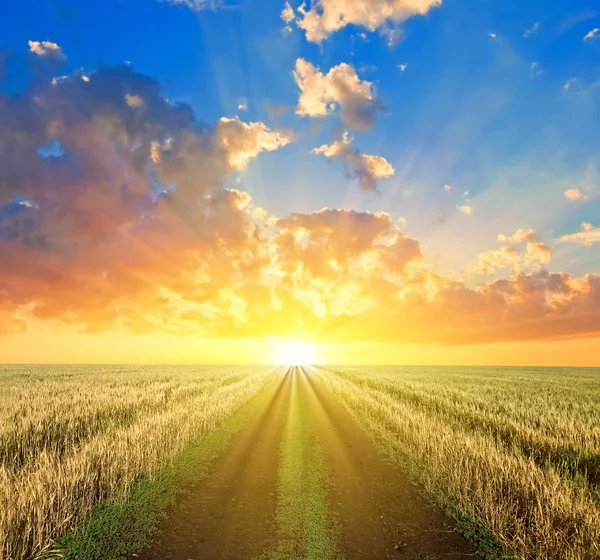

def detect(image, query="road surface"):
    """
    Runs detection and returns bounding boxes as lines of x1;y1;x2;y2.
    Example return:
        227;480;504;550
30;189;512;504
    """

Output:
132;367;479;560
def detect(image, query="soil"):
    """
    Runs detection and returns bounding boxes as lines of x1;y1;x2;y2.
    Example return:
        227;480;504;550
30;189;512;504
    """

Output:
131;367;479;560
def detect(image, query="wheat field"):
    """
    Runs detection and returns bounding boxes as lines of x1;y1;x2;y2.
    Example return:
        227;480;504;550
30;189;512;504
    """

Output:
309;366;600;560
3;365;599;560
0;365;276;560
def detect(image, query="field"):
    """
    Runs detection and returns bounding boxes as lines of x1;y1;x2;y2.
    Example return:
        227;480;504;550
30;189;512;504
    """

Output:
1;365;599;560
312;366;600;559
0;365;276;560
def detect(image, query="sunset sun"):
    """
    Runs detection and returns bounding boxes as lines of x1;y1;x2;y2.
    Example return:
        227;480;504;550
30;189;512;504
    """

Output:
274;341;317;366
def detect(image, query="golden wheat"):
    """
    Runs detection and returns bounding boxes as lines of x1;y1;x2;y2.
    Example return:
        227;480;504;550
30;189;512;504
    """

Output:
311;365;600;560
0;365;275;560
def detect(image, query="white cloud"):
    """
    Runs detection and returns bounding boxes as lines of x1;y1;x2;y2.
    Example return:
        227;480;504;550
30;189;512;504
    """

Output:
293;58;382;130
215;117;296;171
559;222;600;246
398;63;408;72
489;32;497;39
161;0;223;11
312;132;395;190
125;93;144;108
294;0;442;44
523;22;540;38
583;28;599;42
28;40;66;61
281;1;295;23
457;205;473;215
444;184;452;192
564;78;577;91
51;75;69;86
530;62;543;77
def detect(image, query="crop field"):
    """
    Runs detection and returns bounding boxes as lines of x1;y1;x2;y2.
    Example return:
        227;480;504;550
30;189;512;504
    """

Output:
1;365;599;560
312;366;600;560
0;365;276;560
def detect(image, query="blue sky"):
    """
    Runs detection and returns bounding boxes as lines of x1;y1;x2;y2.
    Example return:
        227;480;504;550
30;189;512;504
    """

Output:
5;0;596;277
1;0;600;360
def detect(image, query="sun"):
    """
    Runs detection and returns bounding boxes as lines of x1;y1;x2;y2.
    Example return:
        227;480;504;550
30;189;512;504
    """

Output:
274;340;317;366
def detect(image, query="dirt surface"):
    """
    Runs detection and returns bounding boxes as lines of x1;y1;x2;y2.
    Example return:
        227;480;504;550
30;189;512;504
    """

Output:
132;371;293;560
302;368;479;560
132;367;479;560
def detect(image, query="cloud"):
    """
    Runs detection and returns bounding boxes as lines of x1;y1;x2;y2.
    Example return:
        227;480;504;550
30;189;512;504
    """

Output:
563;184;597;201
457;205;473;215
293;58;383;130
0;64;292;333
497;228;539;243
312;132;395;190
472;229;552;275
398;63;408;72
559;223;600;246
28;40;66;61
530;62;543;77
125;93;145;108
523;22;540;38
293;0;442;43
161;0;224;11
1;63;600;347
564;188;584;201
281;1;295;23
489;33;497;39
215;117;295;171
444;184;452;191
584;28;599;42
564;78;578;91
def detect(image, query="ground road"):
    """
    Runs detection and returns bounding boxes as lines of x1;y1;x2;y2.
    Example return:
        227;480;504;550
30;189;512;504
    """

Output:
131;367;479;560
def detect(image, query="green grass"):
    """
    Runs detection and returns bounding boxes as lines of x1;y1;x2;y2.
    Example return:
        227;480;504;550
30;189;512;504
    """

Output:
257;370;336;560
51;378;279;560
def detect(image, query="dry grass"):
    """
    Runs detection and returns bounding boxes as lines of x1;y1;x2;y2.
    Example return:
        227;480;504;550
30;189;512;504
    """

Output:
311;365;600;560
0;365;275;560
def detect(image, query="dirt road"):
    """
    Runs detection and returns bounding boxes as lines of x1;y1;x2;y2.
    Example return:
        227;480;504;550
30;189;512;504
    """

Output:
132;367;478;560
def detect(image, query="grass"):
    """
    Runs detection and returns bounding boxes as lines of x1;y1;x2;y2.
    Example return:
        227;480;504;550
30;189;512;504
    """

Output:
0;365;276;560
311;365;600;560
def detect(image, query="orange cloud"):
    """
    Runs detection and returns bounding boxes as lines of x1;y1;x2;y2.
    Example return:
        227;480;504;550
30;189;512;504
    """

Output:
472;229;552;275
1;65;600;347
559;222;600;246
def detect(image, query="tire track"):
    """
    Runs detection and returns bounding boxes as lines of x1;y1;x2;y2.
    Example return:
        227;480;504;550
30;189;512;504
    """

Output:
132;369;293;560
301;367;479;559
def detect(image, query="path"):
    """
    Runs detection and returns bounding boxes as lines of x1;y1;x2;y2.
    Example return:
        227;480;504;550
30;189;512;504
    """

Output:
131;367;479;560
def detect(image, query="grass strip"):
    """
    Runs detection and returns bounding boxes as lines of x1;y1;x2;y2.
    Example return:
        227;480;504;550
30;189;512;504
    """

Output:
257;368;337;560
48;377;279;560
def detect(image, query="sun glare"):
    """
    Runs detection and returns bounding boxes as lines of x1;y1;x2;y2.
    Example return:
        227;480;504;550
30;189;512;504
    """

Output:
274;341;317;366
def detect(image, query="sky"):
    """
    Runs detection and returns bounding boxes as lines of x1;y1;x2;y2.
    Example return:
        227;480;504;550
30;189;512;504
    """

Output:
0;0;599;365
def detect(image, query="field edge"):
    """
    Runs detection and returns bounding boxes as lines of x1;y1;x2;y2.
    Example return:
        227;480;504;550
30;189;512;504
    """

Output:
48;376;281;560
